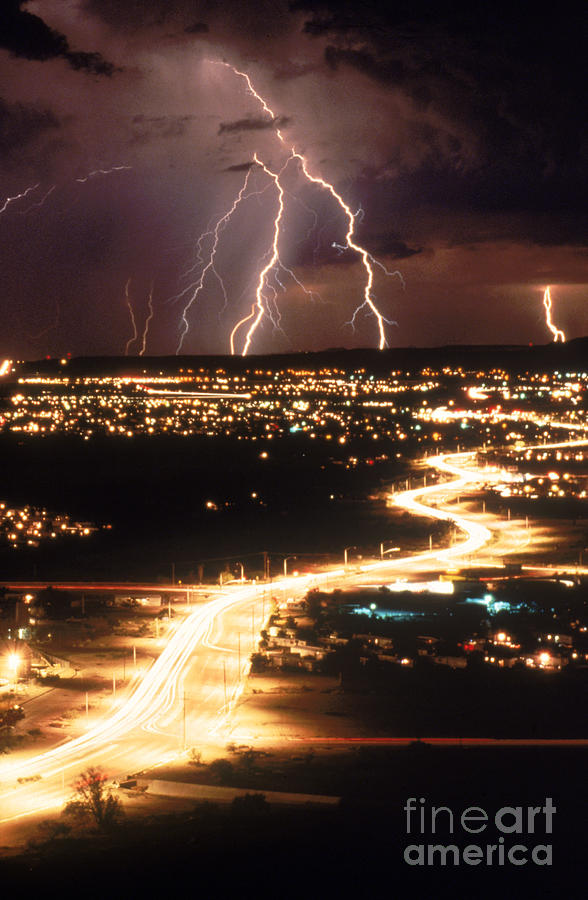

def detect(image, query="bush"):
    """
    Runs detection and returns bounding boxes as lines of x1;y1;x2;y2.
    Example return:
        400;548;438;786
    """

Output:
209;759;234;785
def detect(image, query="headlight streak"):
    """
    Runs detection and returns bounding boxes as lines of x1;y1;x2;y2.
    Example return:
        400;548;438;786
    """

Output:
0;589;259;784
3;436;588;816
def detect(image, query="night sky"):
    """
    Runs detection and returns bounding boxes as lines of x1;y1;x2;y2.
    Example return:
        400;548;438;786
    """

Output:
0;0;586;358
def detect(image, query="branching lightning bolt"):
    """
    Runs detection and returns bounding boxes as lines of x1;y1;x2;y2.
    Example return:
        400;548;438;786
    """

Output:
240;153;289;355
124;278;139;355
19;185;56;215
139;282;155;356
175;167;255;353
292;150;397;346
230;303;257;355
0;184;41;215
216;61;401;353
542;286;566;342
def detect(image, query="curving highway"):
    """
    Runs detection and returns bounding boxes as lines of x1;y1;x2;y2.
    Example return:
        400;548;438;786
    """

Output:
1;439;586;826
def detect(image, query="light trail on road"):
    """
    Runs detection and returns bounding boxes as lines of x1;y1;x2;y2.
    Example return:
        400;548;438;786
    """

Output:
2;434;587;826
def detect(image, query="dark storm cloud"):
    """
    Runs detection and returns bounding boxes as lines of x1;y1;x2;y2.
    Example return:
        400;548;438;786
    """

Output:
84;0;292;40
0;0;115;74
0;99;59;159
224;161;255;172
0;0;586;357
366;237;421;261
291;0;588;247
218;116;291;136
131;114;196;142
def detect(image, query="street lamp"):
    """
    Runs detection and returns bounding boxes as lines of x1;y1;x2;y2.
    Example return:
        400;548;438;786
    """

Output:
283;556;296;576
379;542;401;560
344;546;357;566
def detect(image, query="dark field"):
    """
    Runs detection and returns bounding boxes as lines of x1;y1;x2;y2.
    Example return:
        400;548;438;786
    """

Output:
1;746;585;898
0;434;422;582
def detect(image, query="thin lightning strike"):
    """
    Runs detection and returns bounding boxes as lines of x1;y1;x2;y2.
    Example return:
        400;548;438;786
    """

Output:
139;283;155;356
277;261;322;303
240;153;289;356
219;62;399;352
542;286;566;342
76;166;132;183
332;242;405;289
19;185;56;215
230;303;257;355
175;167;255;354
124;279;139;355
218;62;285;142
293;150;395;347
0;183;41;215
30;300;60;341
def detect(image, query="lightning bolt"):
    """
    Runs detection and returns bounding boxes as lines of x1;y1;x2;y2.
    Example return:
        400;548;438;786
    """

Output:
230;303;257;355
29;300;60;341
19;185;57;216
0;183;41;215
216;62;400;353
542;286;566;342
332;242;405;289
240;153;289;355
175;167;256;354
75;165;132;183
124;278;139;355
139;283;155;356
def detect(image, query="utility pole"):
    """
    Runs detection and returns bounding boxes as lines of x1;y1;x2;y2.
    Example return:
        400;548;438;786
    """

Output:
133;644;137;668
182;691;186;750
263;551;269;581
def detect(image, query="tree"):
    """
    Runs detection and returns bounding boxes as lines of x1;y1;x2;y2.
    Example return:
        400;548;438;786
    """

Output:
64;767;123;830
0;705;25;728
189;747;203;766
209;758;234;785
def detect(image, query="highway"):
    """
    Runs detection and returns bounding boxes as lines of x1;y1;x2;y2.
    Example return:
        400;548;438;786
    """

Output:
0;584;270;822
1;440;586;826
